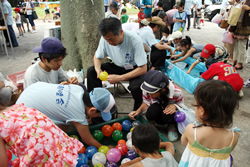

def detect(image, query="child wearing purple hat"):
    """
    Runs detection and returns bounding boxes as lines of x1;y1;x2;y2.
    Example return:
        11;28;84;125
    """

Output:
128;70;184;141
24;37;78;89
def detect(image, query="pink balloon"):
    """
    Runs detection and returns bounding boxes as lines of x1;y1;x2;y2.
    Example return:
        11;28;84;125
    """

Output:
106;148;121;163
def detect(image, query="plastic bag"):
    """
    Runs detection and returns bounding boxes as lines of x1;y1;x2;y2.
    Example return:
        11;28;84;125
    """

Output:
211;13;223;24
222;31;234;44
175;104;196;134
67;68;84;83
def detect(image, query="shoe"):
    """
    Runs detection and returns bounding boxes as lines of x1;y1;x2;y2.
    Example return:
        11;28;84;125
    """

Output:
244;79;250;87
238;90;244;98
7;44;18;47
167;126;178;142
197;27;201;29
28;29;31;32
31;29;37;33
187;28;189;31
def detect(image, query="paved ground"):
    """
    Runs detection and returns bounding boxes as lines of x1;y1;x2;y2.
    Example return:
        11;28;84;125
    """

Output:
0;18;250;166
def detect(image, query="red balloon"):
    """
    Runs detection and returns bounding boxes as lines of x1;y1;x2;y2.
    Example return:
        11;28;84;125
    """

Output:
101;125;113;137
112;122;122;131
117;139;126;145
12;158;20;167
116;143;128;156
78;146;86;154
6;149;12;162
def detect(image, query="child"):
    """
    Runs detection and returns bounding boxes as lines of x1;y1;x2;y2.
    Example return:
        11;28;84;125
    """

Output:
128;70;184;141
160;26;173;46
120;8;129;24
173;1;187;32
179;80;239;167
200;9;205;26
13;8;24;37
43;0;51;22
138;4;145;22
120;124;178;167
186;44;229;74
171;36;205;64
0;103;83;166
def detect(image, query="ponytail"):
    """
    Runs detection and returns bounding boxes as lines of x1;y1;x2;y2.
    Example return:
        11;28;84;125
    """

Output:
180;36;192;47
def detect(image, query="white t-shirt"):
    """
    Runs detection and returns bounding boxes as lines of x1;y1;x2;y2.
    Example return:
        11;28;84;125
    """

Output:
26;1;33;15
96;30;147;67
105;10;119;19
184;0;195;15
122;23;140;34
141;151;178;167
16;13;21;24
16;82;88;125
138;26;158;48
24;61;69;89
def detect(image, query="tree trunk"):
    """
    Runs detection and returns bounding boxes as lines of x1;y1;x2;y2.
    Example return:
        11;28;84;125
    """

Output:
61;0;104;76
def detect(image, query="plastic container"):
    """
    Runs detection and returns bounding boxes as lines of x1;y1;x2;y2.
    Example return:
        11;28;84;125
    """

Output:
7;71;26;91
175;62;187;70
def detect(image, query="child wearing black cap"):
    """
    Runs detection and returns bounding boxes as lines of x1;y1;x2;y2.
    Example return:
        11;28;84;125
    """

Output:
128;70;184;141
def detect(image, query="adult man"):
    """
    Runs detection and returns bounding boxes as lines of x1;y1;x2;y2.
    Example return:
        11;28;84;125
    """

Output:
87;18;147;110
184;0;194;31
16;82;115;148
141;0;153;18
138;17;172;69
2;0;18;47
24;37;78;89
105;2;119;19
193;0;202;29
160;0;176;12
104;0;110;12
163;8;178;33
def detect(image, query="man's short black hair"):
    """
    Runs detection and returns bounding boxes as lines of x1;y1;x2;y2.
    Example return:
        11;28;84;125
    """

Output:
157;1;163;7
132;124;160;154
39;47;67;62
99;18;122;36
82;91;100;113
110;2;119;10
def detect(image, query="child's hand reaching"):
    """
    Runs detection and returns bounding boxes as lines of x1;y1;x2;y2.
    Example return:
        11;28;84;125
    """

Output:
163;104;176;115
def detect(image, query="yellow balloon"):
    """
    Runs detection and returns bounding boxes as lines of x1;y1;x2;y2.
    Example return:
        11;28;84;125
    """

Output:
99;72;108;81
130;127;135;132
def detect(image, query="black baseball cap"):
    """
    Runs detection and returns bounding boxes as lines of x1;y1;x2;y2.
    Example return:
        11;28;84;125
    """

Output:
141;70;169;94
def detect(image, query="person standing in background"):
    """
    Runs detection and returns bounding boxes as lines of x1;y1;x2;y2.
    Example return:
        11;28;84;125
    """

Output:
23;0;36;33
184;0;194;31
160;0;176;12
2;0;19;47
104;0;110;12
141;0;153;19
43;0;51;22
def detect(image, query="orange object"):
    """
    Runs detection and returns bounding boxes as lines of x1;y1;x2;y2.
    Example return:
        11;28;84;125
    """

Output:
116;143;128;156
112;122;122;131
101;125;113;137
78;146;86;154
117;139;126;145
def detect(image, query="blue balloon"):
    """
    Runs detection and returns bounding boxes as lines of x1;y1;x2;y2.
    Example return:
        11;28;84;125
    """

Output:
121;120;132;131
85;146;98;159
76;153;88;167
105;161;118;167
126;150;137;160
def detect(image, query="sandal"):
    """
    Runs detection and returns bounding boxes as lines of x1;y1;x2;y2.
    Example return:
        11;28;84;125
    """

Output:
234;63;243;70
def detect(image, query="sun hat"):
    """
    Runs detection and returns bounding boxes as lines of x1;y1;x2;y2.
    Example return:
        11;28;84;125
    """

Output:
140;19;150;26
33;37;65;54
169;31;183;41
201;44;216;58
141;70;169;94
150;17;166;27
89;88;115;121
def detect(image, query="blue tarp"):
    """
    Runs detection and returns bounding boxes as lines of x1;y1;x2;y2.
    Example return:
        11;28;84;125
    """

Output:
161;49;206;94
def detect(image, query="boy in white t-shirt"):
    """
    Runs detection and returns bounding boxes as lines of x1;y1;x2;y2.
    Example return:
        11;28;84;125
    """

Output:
121;124;178;167
14;7;23;37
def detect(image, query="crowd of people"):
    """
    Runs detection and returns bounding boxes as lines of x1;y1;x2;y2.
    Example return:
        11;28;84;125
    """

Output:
0;0;249;166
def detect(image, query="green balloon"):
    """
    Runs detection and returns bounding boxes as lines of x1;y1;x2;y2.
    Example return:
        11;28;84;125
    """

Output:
92;130;104;142
112;130;123;141
98;145;110;156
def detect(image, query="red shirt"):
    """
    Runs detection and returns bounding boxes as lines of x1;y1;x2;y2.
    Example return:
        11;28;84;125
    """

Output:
138;11;145;22
201;62;243;91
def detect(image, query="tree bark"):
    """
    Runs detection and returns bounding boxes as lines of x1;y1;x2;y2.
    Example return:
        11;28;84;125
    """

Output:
61;0;104;76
